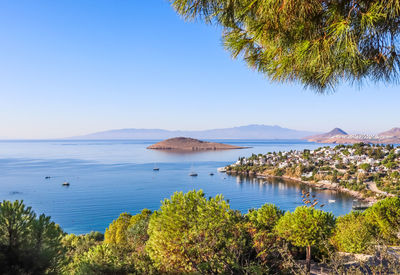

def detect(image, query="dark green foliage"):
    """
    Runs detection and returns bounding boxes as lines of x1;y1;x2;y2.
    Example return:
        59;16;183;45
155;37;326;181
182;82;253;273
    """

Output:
247;204;284;269
275;206;336;272
2;192;400;274
62;231;104;272
275;206;335;248
0;200;64;274
170;0;400;91
248;203;284;231
146;190;253;274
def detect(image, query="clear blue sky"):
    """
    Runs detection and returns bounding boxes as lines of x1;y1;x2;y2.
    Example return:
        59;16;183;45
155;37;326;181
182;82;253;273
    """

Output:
0;0;399;139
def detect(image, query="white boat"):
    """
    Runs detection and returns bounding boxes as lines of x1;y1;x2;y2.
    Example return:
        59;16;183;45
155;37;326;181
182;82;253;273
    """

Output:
153;167;159;171
217;167;226;172
62;182;70;186
328;199;336;203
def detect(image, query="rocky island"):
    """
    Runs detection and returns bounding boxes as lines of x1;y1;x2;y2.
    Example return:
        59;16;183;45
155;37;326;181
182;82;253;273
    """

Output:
147;137;248;151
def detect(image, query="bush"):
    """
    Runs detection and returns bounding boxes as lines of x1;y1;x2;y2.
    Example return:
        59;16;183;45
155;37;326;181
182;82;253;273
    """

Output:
146;190;252;274
365;197;400;244
332;211;375;253
70;244;134;275
275;206;335;272
0;200;64;274
247;204;284;267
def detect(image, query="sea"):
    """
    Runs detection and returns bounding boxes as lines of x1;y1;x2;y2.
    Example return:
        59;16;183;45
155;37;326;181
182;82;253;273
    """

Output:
0;139;355;234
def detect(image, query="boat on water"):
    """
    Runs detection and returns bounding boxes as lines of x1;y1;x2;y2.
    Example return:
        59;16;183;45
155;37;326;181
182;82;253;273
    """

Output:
153;167;159;171
189;164;198;177
45;176;51;179
217;167;226;172
62;182;70;186
209;173;214;176
328;199;336;203
352;200;371;211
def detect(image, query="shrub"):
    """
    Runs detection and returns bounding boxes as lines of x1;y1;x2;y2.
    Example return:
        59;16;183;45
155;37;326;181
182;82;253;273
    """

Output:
275;206;335;273
332;211;375;253
146;190;251;273
0;200;64;274
365;197;400;244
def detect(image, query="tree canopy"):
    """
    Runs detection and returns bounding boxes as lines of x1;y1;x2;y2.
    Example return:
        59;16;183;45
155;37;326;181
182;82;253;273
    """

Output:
275;206;335;272
332;211;375;253
0;200;64;274
146;190;251;274
1;195;400;274
365;196;400;244
170;0;400;91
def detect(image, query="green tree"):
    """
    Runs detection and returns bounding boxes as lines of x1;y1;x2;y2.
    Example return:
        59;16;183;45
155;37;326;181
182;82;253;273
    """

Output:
275;206;335;273
104;212;132;245
71;244;133;275
359;163;371;171
332;211;375;253
146;190;251;274
365;197;400;244
126;209;151;252
0;200;64;274
247;204;284;267
170;0;400;91
62;231;104;272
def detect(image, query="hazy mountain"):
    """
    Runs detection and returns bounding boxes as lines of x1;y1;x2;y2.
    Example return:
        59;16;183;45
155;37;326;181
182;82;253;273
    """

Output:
305;128;348;142
306;127;400;144
72;125;319;140
378;127;400;137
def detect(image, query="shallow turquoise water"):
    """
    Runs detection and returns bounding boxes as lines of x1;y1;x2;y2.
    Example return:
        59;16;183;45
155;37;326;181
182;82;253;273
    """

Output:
0;140;354;234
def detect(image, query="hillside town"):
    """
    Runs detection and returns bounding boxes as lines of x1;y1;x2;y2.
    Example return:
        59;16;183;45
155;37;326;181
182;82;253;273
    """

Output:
225;143;400;199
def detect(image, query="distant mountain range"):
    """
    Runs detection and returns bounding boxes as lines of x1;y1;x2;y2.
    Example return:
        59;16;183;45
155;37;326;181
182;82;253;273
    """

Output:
71;125;319;140
306;127;400;144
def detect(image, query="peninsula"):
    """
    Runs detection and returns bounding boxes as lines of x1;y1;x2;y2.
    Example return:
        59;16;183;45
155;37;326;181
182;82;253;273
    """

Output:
223;143;400;201
147;137;248;151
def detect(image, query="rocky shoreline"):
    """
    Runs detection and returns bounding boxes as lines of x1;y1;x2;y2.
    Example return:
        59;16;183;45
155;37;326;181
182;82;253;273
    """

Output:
226;170;378;203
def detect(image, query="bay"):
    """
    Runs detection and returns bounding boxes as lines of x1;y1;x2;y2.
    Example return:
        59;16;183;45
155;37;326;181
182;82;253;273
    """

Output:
0;139;354;234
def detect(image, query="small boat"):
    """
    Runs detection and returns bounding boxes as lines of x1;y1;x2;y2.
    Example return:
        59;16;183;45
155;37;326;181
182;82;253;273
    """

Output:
352;205;370;211
328;199;336;203
352;200;371;211
153;167;159;171
189;164;198;177
62;182;70;186
45;176;51;179
209;173;214;176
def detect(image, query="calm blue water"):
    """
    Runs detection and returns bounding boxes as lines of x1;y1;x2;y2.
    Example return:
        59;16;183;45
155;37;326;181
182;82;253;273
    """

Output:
0;140;354;234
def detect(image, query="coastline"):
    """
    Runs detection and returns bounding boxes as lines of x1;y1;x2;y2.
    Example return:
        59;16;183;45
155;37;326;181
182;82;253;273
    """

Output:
226;171;378;203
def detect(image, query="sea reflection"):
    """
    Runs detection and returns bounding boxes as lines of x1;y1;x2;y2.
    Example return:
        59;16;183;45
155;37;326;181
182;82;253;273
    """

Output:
228;174;354;214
